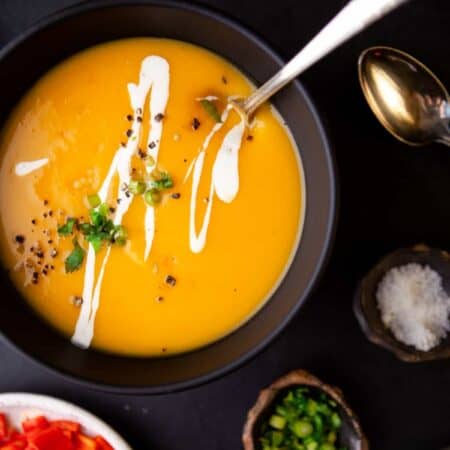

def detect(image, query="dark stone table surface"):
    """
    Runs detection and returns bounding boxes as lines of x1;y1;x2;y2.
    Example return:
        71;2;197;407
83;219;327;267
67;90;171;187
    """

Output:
1;1;449;449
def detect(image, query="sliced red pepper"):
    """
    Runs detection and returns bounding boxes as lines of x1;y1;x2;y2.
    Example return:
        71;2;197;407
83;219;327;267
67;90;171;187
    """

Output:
52;421;81;434
0;414;8;440
94;436;113;450
74;434;98;450
22;417;49;434
27;425;73;450
0;440;26;449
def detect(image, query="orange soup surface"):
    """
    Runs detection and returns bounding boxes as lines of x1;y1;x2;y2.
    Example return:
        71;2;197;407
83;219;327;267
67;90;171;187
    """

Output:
0;38;304;356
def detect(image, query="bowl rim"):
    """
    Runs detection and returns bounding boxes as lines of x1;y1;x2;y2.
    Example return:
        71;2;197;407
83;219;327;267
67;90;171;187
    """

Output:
0;392;132;449
0;0;338;394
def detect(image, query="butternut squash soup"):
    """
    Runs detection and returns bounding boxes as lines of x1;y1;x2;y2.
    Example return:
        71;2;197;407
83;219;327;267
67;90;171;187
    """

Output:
0;38;304;356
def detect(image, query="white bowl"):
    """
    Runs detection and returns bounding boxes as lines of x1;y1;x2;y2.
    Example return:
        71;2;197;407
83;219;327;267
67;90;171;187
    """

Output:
0;393;132;450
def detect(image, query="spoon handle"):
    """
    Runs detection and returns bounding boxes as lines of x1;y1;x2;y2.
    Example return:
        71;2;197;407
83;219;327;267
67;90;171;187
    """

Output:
242;0;409;116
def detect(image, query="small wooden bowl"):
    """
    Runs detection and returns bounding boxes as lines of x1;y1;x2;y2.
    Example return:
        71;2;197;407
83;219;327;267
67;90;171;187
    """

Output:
242;369;369;450
354;244;450;362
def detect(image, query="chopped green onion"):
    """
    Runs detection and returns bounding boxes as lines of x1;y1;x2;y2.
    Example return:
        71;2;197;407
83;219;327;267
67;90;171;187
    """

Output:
98;203;109;216
258;387;347;450
144;188;161;206
87;193;101;208
293;420;313;438
200;99;222;123
129;179;146;195
269;415;286;430
330;413;341;429
113;225;127;245
146;155;155;167
151;172;173;190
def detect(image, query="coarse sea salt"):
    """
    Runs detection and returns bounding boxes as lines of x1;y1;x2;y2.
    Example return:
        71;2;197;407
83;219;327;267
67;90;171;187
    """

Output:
376;263;450;351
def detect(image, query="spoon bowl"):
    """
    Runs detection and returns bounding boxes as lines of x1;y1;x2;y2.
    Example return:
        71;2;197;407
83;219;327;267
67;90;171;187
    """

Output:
358;46;450;146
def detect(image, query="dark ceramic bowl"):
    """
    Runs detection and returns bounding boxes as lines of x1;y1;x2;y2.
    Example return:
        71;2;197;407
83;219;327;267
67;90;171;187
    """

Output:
0;1;336;393
354;244;450;362
242;370;369;450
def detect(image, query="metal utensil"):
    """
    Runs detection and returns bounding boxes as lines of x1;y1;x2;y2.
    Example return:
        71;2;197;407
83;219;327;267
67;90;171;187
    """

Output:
231;0;409;121
359;46;450;146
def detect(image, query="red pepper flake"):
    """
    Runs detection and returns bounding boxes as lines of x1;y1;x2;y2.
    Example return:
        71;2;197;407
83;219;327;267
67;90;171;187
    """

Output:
121;142;126;147
48;239;53;244
154;113;164;122
171;193;181;199
165;275;177;287
183;158;187;163
43;199;49;206
137;116;143;123
31;219;37;225
138;148;147;159
50;265;55;270
126;114;133;121
222;75;228;84
43;213;48;218
148;141;156;149
36;251;44;258
42;269;48;275
109;207;116;214
246;135;254;141
48;210;53;217
162;347;167;353
126;129;133;137
50;249;58;258
155;296;164;303
14;235;25;244
192;117;200;130
137;108;143;115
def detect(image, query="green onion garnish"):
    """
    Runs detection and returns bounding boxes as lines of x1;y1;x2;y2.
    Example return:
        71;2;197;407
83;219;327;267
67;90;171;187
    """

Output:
200;99;222;123
57;218;77;236
129;179;146;195
87;193;101;208
64;238;85;273
144;188;161;206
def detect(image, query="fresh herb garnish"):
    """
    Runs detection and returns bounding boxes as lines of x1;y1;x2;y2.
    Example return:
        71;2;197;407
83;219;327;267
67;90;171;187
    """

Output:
200;99;222;123
57;218;77;236
59;202;129;273
259;387;347;450
65;238;85;273
150;172;173;190
87;193;101;208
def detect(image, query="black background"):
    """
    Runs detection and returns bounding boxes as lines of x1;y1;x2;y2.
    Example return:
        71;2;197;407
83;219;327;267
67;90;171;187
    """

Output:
1;1;450;449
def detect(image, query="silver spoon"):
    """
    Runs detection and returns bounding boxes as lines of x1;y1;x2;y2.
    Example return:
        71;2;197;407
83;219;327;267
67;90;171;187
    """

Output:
231;0;409;122
358;46;450;146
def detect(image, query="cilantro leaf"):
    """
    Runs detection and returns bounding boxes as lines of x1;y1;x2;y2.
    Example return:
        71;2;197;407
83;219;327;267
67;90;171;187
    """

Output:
57;218;77;236
86;234;103;253
64;238;85;273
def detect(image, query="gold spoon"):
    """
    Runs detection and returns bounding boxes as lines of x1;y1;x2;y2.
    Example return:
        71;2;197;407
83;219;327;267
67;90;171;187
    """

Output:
231;0;409;122
359;46;450;147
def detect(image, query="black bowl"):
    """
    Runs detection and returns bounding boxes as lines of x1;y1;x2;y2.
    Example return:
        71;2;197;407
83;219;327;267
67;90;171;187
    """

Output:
0;0;336;394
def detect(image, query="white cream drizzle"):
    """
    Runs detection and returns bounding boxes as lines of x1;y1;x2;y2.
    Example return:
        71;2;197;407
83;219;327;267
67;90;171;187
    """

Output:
187;106;245;253
71;55;170;349
14;158;48;176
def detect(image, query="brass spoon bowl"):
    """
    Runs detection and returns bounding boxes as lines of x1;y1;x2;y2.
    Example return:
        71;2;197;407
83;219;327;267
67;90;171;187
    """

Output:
358;46;450;146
